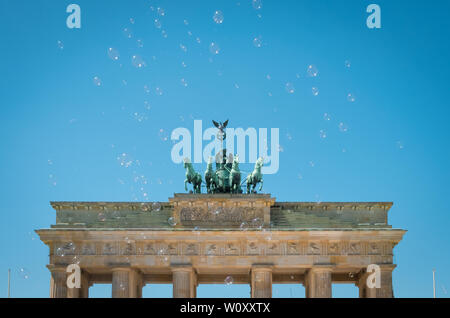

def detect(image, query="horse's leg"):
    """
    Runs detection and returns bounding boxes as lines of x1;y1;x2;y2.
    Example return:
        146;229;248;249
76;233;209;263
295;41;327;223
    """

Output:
185;179;189;191
259;178;263;192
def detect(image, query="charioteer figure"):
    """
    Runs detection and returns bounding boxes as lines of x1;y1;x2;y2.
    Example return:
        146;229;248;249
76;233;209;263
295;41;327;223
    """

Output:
181;120;263;194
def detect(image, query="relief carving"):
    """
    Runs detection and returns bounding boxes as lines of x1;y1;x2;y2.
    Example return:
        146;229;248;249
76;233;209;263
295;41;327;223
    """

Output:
81;243;95;255
102;242;116;255
327;242;339;255
247;241;259;255
287;242;299;255
225;243;239;255
168;243;177;255
368;242;380;255
266;242;280;255
143;243;156;255
122;242;135;255
185;243;198;255
206;243;218;255
307;242;321;255
348;242;361;255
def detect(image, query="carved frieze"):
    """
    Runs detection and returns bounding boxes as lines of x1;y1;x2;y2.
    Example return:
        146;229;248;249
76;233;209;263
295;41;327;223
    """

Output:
307;242;322;255
225;242;239;255
327;242;340;255
287;241;300;255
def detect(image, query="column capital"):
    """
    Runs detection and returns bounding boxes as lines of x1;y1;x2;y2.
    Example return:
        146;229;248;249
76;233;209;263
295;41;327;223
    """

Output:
378;264;396;271
171;265;195;273
111;267;134;272
251;265;273;272
47;264;67;272
308;265;335;273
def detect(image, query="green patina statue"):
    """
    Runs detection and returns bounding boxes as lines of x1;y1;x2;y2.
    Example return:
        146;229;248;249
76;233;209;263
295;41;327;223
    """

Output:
183;158;202;193
182;120;264;194
246;157;264;194
229;154;243;194
204;157;219;194
214;149;232;193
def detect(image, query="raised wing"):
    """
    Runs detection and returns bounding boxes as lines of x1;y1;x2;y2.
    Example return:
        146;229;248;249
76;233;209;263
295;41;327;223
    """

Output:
223;119;229;128
212;120;220;128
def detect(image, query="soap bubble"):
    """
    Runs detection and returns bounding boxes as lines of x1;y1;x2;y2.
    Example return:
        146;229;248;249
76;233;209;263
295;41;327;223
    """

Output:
323;113;331;121
307;64;318;77
18;268;30;280
107;47;120;61
213;10;224;24
123;27;133;39
157;7;165;16
155;87;163;95
240;222;248;231
252;0;262;10
319;130;327;139
168;217;177;226
180;78;188;87
312;86;319;96
57;40;64;50
396;141;404;150
131;55;146;68
338;122;348;132
180;43;187;52
347;93;356;102
117;153;133;168
251;218;263;230
285;82;295;94
209;42;220;55
345;60;351;68
154;18;162;29
152;202;162;211
161;30;168;38
224;276;234;285
136;39;144;48
158;128;168;141
93;76;102;86
56;247;65;257
72;256;80;265
253;35;263;48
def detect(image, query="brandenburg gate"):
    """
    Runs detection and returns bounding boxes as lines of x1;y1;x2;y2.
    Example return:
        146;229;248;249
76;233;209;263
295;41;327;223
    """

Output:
36;193;405;298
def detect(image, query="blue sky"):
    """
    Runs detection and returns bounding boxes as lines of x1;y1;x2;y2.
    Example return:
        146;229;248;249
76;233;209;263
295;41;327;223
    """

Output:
0;0;449;298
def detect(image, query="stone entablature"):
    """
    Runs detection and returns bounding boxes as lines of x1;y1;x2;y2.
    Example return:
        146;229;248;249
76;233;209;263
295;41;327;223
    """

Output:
49;195;393;229
170;193;274;228
38;194;406;298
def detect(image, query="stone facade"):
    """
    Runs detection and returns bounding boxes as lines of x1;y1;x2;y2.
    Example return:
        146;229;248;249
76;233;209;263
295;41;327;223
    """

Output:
36;194;405;298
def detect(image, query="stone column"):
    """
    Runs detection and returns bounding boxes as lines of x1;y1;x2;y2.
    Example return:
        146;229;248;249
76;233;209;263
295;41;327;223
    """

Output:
112;268;143;298
172;266;196;298
357;265;395;298
251;266;272;298
305;267;333;298
48;265;67;298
